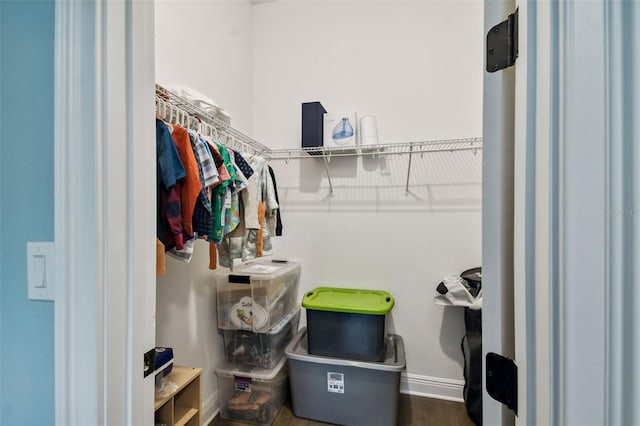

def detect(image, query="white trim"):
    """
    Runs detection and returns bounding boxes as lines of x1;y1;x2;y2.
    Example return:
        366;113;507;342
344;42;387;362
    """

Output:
54;1;156;425
202;392;221;426
531;2;554;425
400;373;464;403
54;1;101;423
603;2;640;425
513;1;530;423
557;1;609;424
514;2;556;425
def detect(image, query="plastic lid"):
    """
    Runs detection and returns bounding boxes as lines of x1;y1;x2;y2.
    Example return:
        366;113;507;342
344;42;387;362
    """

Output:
302;287;394;315
266;306;300;334
224;258;300;282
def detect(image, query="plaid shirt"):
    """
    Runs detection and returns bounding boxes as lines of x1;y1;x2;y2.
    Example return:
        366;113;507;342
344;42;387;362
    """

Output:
191;131;219;187
188;131;214;236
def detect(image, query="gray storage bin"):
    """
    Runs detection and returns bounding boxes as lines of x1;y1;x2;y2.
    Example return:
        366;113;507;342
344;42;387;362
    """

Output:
285;327;405;426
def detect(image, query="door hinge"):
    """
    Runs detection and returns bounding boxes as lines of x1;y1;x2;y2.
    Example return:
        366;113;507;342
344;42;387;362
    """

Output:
143;348;156;378
486;8;519;72
486;352;518;415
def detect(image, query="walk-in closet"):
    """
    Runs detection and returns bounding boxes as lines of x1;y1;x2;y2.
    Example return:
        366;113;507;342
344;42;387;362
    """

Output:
153;1;483;424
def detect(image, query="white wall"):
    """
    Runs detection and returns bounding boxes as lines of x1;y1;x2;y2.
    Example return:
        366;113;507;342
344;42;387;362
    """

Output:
155;0;483;405
155;0;253;134
154;2;253;422
252;1;483;398
251;1;483;147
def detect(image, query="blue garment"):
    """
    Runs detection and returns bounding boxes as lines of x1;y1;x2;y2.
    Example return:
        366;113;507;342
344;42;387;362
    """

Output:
233;150;254;179
156;119;186;240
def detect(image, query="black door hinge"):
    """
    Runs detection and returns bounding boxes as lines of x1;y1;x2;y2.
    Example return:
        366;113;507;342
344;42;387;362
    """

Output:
486;352;518;415
486;9;519;72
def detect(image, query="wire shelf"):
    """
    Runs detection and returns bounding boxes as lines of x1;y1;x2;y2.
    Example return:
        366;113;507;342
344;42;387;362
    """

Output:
267;137;482;160
155;84;271;156
155;84;482;194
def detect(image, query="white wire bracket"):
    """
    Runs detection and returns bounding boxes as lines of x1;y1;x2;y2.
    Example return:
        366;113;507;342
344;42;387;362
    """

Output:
405;144;414;196
322;155;334;197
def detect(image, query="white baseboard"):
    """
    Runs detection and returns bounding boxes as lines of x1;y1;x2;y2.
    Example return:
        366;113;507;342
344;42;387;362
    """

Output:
400;373;465;402
201;392;220;426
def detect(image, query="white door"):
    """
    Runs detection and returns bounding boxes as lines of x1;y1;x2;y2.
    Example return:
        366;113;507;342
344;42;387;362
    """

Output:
483;0;556;424
54;1;157;425
483;2;566;425
485;1;640;425
482;0;517;424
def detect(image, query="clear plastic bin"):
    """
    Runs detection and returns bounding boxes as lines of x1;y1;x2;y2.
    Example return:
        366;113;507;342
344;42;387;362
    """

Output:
222;307;300;368
214;356;288;425
217;259;300;332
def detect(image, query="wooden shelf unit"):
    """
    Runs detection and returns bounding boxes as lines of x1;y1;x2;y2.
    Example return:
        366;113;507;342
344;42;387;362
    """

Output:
155;366;202;426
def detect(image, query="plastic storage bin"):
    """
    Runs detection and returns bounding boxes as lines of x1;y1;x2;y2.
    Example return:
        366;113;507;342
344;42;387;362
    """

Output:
215;356;289;425
222;306;300;368
217;259;300;332
302;287;394;361
285;327;405;426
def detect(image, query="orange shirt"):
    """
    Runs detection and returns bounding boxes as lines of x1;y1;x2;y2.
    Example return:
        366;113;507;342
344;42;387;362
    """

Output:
170;125;202;235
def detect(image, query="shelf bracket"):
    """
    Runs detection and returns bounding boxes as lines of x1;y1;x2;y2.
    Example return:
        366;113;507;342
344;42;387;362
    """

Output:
322;155;334;196
405;144;414;196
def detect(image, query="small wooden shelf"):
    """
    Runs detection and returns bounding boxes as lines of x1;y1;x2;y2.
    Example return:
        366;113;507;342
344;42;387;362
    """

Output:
174;407;199;426
155;366;202;426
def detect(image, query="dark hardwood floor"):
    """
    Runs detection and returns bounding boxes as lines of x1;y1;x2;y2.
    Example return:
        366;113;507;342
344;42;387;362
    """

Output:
210;393;475;426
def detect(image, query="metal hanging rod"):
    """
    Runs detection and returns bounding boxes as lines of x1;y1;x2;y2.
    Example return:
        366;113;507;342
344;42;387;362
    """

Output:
267;137;482;160
155;84;271;156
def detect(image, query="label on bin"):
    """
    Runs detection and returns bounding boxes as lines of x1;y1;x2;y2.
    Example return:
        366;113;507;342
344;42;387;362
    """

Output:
234;376;252;392
327;372;344;394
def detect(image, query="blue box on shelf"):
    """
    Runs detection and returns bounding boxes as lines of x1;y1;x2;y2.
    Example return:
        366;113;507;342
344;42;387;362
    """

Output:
302;101;327;154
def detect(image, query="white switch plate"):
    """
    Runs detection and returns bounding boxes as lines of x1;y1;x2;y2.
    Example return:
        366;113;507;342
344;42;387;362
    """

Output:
27;242;55;301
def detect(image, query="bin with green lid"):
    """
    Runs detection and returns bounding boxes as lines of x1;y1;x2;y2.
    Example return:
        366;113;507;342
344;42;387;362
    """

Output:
302;287;395;362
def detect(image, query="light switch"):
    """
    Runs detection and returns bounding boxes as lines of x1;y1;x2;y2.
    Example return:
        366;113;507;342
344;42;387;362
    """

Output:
27;242;55;301
33;255;46;287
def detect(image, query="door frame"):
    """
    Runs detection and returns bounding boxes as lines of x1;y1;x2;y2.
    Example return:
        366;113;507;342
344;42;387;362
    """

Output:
54;1;156;424
53;0;640;424
487;1;640;425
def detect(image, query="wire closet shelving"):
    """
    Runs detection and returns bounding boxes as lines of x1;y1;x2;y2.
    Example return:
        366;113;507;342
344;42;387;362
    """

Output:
155;84;483;194
155;84;271;156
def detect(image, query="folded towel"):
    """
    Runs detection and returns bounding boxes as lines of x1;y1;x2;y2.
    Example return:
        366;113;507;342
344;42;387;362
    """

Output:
167;85;221;109
166;85;232;123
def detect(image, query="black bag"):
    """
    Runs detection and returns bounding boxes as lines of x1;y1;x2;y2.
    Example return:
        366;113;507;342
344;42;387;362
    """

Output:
462;307;482;425
460;268;482;425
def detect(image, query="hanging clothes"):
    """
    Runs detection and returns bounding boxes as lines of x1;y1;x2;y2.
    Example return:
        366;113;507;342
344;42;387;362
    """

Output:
170;124;202;237
155;85;285;271
267;166;283;236
156;119;186;251
188;130;214;237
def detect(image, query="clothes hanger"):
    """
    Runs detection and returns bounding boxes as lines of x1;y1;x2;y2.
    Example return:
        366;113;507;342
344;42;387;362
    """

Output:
169;104;177;126
183;110;189;128
163;103;174;133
